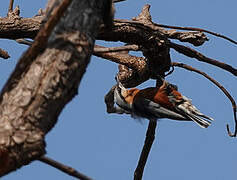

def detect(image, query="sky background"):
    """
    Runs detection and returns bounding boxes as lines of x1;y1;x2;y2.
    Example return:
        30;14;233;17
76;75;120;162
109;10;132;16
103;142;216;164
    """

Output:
0;0;237;180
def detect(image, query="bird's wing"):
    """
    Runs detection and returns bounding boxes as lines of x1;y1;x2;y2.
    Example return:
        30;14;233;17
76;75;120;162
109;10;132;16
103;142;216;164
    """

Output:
133;98;187;120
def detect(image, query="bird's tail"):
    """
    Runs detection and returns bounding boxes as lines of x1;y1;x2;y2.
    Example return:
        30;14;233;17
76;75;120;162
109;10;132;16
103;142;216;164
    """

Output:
185;113;212;128
177;100;214;128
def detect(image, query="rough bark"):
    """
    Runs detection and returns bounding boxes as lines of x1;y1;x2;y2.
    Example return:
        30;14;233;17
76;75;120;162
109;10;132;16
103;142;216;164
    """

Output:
0;0;110;176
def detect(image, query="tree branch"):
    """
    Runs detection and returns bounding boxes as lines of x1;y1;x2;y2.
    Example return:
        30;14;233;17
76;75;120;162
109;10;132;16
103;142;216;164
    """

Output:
134;120;157;180
153;22;237;45
93;45;150;87
0;0;108;176
94;44;139;53
39;156;93;180
113;18;208;46
169;42;237;77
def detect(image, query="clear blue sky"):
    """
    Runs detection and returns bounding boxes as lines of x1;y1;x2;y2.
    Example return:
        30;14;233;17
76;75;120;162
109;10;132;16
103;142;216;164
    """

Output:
0;0;237;180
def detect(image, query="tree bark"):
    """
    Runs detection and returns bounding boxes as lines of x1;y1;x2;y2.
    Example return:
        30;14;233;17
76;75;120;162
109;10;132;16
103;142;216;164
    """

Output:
0;0;110;176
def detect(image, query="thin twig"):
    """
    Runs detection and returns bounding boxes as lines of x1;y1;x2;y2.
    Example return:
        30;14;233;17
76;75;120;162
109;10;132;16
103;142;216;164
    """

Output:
153;22;237;45
134;120;157;180
94;44;139;53
172;62;237;137
169;42;237;77
39;156;93;180
0;48;10;59
8;0;14;14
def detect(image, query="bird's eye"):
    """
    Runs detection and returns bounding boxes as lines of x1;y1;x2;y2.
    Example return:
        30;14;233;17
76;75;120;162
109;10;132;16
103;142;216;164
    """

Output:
171;84;178;91
166;83;178;93
166;84;173;93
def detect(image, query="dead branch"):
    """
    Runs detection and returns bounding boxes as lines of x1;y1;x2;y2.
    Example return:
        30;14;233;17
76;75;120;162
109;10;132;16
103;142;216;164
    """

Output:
153;22;237;45
94;44;139;53
172;62;237;137
39;156;93;180
0;16;42;39
113;19;208;47
0;0;109;176
93;45;150;87
94;45;146;72
169;42;237;76
134;120;157;180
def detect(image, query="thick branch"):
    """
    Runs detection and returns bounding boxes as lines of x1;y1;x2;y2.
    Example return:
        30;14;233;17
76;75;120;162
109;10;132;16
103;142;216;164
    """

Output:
94;46;150;87
0;0;108;176
0;16;42;39
94;45;146;71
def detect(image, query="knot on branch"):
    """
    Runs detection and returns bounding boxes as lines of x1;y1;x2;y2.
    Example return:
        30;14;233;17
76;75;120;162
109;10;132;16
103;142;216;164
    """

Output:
7;6;20;19
132;4;152;24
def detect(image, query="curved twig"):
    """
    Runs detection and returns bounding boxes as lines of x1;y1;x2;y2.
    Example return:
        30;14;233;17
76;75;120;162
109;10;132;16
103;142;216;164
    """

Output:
172;62;237;137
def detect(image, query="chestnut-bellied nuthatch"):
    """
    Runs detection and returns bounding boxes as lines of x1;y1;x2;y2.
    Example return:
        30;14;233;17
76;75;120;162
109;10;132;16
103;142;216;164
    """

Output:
114;79;213;128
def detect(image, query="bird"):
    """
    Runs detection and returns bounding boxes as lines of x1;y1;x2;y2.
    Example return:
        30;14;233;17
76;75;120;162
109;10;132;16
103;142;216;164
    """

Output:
114;78;213;128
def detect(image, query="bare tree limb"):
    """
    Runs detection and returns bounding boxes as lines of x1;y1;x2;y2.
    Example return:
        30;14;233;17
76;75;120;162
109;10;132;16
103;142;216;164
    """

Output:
172;62;237;137
169;42;237;76
93;46;150;87
0;0;110;176
113;18;208;46
0;16;42;39
39;156;93;180
134;120;157;180
94;44;139;53
94;46;146;72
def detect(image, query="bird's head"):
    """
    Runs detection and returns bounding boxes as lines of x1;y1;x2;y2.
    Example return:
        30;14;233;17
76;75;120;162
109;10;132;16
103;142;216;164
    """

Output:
114;77;139;111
